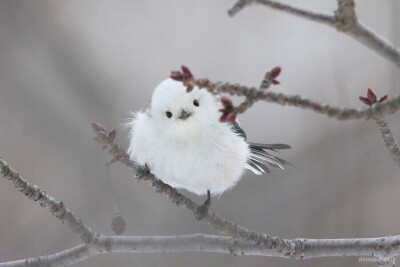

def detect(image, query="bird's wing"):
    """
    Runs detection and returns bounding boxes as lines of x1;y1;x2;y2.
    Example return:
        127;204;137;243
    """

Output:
231;121;291;175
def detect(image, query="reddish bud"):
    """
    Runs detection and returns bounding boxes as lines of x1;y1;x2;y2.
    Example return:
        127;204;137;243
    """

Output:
219;108;229;121
108;130;116;142
367;88;377;104
272;80;280;85
359;88;388;106
219;114;227;122
96;131;110;143
181;65;192;78
262;66;282;87
170;65;193;85
91;122;106;133
269;66;281;79
359;96;371;106
220;96;233;108
219;111;236;123
186;86;193;93
170;71;183;81
379;95;388;102
226;112;237;123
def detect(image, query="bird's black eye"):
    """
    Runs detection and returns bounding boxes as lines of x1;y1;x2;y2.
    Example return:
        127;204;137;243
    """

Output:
166;111;172;118
193;99;199;107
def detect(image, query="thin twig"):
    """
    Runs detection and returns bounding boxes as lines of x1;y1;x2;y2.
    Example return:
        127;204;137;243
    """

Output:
228;0;400;67
335;0;357;31
228;0;335;26
235;66;281;115
359;89;400;168
374;115;400;167
0;245;94;267
106;164;126;235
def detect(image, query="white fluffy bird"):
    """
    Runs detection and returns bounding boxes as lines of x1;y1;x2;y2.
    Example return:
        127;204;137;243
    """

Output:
127;78;290;218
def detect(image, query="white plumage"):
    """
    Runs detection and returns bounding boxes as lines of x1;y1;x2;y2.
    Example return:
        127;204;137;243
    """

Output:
127;78;289;197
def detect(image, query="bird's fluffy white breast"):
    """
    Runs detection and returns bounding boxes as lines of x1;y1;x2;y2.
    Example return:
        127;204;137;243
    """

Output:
127;111;250;196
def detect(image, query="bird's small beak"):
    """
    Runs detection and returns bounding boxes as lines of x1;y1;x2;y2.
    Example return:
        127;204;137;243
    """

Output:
178;110;191;120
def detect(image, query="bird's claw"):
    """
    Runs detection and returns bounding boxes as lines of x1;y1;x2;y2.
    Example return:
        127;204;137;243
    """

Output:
194;198;211;220
133;165;150;181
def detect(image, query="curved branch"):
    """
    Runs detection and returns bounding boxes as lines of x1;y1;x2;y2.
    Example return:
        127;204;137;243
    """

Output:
0;245;94;267
229;0;400;67
0;158;97;244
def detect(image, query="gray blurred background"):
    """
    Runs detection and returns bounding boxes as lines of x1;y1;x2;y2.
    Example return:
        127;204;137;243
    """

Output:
0;1;399;266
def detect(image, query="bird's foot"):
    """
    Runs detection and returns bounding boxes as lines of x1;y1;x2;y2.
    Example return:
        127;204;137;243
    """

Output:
194;199;210;220
133;164;150;181
193;190;211;220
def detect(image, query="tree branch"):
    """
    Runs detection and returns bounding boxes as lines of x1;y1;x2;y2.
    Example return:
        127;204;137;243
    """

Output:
2;128;400;265
0;245;94;267
228;0;335;26
171;66;400;121
234;66;281;115
0;1;399;266
359;89;400;168
335;0;357;32
228;0;400;68
0;158;97;244
3;233;400;266
92;123;297;255
91;123;400;265
4;233;400;266
374;115;400;167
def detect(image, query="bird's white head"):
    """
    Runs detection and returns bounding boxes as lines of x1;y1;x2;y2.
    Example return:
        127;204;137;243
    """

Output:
150;78;220;140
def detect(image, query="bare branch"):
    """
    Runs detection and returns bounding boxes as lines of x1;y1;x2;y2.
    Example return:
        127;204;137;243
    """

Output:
171;66;400;121
374;116;400;166
228;0;334;26
229;0;400;67
1;154;284;265
92;123;301;255
3;233;400;266
359;89;400;167
91;123;400;265
2;128;400;265
335;0;357;32
234;66;282;115
1;235;277;267
0;245;94;267
259;66;281;90
0;158;97;244
1;1;400;266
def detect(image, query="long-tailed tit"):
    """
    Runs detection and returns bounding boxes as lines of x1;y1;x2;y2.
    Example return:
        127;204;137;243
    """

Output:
127;78;290;219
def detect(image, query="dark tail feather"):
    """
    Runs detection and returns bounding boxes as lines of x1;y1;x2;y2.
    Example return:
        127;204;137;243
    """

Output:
248;142;291;151
245;143;292;175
